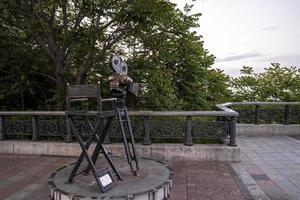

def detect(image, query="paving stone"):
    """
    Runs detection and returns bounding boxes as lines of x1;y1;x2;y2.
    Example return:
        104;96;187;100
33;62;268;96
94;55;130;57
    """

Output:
251;174;271;181
231;163;249;175
246;184;270;200
288;174;300;183
2;135;300;200
0;155;73;200
0;175;25;189
180;161;246;200
277;169;296;175
0;155;248;200
256;180;288;200
230;163;269;199
5;183;50;200
268;174;288;181
276;182;300;195
237;135;300;200
241;177;258;186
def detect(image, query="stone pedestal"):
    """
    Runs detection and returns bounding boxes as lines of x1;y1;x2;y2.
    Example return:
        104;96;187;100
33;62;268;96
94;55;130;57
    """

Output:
48;157;174;200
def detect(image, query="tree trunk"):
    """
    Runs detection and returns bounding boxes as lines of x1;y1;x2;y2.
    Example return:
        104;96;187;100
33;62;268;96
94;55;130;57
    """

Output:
75;51;96;84
54;62;67;110
75;68;88;85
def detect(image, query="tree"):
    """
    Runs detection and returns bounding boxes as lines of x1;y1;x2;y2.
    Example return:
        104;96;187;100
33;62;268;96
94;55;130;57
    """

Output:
0;0;230;110
0;23;54;110
1;0;139;107
204;68;231;106
257;63;300;101
230;66;259;101
231;63;300;102
116;3;229;110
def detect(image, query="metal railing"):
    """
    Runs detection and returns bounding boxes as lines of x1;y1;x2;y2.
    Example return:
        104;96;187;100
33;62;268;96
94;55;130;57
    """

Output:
1;102;299;146
0;109;238;146
220;102;300;125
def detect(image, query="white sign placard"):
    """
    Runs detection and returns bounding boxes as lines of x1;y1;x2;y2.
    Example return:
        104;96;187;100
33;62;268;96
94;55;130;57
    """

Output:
99;174;113;187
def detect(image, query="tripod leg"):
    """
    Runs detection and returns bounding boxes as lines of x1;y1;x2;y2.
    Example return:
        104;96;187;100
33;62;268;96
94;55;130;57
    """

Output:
124;108;139;173
116;108;133;172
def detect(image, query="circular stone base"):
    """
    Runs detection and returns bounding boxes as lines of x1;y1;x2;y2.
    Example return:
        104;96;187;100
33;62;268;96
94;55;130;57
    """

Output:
48;157;174;200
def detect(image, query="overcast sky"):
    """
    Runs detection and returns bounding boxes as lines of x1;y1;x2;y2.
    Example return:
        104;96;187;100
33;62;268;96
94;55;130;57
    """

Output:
172;0;300;77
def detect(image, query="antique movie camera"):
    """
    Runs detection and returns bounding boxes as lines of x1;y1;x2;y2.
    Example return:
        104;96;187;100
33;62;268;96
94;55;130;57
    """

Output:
108;55;139;98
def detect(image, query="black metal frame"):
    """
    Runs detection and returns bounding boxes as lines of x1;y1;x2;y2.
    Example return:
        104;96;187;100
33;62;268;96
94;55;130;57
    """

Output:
65;84;139;192
66;113;123;190
65;84;121;192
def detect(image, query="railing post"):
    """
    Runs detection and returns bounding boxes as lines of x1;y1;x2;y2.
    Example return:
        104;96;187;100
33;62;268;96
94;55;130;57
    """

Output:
32;116;38;141
66;116;72;143
0;116;5;140
284;105;290;125
229;116;238;146
185;116;193;146
143;116;151;145
254;105;260;124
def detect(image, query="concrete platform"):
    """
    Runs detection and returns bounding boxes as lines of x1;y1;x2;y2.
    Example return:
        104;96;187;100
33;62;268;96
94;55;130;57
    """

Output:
48;157;174;200
0;140;240;162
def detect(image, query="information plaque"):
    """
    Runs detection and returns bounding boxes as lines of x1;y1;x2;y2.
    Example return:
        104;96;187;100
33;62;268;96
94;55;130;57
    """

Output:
96;170;116;192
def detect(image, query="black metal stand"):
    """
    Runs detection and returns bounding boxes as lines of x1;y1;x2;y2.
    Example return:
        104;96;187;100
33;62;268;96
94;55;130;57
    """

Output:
66;97;139;192
115;99;139;175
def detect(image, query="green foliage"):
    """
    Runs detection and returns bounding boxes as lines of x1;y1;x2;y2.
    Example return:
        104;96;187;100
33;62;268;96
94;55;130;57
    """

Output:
231;63;300;102
204;68;231;106
0;24;54;110
0;0;230;111
119;3;230;110
230;66;259;101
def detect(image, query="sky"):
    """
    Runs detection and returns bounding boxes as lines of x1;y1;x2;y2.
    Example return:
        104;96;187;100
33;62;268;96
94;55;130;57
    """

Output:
172;0;300;77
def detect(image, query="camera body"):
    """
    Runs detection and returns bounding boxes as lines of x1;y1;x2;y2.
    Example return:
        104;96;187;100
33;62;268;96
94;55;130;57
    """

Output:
108;55;138;98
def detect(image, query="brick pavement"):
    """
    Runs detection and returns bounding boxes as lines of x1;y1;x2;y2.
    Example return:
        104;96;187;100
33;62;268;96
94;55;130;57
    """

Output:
169;161;247;200
0;155;73;200
0;155;247;200
233;135;300;200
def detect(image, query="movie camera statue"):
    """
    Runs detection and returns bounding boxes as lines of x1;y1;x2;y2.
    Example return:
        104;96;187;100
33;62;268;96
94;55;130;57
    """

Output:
65;55;139;193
